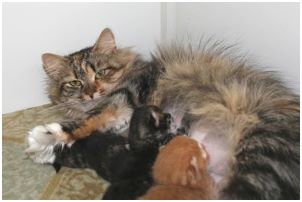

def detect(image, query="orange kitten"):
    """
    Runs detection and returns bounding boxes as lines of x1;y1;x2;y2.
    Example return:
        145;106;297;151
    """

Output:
139;136;216;200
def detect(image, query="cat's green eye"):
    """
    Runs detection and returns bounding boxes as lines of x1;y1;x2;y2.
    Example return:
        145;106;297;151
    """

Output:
69;80;82;87
95;69;111;79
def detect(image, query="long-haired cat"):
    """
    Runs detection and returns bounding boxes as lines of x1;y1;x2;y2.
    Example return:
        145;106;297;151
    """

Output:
140;136;215;200
26;28;299;199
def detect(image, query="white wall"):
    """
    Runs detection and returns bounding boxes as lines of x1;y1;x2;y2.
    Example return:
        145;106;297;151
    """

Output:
3;3;300;114
3;3;161;114
166;2;300;93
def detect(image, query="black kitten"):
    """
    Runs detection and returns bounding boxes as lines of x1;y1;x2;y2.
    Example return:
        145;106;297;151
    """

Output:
52;105;184;199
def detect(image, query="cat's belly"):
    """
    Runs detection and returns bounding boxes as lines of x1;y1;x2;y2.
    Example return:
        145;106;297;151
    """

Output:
190;129;232;183
164;107;232;183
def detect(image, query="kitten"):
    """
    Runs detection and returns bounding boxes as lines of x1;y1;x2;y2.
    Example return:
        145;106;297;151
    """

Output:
140;136;215;200
27;105;183;199
27;29;299;199
102;105;182;200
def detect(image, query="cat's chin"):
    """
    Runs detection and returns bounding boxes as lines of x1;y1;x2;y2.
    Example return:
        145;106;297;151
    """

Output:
24;123;73;164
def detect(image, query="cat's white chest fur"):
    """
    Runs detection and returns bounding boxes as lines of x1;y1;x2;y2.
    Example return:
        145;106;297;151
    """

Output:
190;129;232;183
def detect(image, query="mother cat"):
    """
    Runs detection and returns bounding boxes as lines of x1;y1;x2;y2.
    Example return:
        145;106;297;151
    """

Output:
26;28;299;199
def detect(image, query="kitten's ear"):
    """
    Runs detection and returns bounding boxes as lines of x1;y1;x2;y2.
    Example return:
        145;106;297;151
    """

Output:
186;156;201;185
93;28;117;54
42;53;66;80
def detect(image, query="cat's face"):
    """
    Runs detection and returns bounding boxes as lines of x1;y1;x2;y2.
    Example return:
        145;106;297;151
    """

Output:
42;28;136;104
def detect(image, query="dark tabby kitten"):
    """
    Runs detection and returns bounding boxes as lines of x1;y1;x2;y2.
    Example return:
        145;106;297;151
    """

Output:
29;105;181;199
26;28;299;199
102;105;182;200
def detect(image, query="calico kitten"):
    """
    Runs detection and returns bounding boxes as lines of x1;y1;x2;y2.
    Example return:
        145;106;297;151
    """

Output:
140;136;215;200
27;29;299;199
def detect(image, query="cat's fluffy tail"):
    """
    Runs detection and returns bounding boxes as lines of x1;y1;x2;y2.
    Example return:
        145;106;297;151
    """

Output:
221;119;300;199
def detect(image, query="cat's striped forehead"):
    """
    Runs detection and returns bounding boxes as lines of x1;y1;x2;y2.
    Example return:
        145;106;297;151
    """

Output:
67;48;97;80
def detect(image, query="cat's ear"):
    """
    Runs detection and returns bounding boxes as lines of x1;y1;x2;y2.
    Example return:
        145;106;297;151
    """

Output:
42;53;66;80
150;110;160;127
186;156;201;185
93;28;117;54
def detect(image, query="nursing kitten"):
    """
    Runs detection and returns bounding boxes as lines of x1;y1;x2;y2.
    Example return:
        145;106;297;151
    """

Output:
102;105;182;200
140;136;215;200
27;105;182;199
27;28;299;199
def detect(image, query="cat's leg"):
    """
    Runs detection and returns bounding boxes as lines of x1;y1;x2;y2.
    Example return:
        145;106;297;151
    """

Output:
25;89;135;164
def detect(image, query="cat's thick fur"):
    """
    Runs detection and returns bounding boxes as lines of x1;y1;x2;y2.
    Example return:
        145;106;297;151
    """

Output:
26;28;299;199
140;136;215;200
153;44;300;199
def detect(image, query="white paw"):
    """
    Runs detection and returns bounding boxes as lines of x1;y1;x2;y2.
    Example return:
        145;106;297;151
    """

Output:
24;123;65;164
111;119;129;133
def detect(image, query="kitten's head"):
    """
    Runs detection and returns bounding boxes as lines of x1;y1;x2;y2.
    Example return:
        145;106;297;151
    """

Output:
42;28;137;104
129;105;174;151
153;136;209;188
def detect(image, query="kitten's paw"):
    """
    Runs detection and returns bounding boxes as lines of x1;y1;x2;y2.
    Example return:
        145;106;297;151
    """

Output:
111;119;129;133
24;123;66;164
108;108;133;133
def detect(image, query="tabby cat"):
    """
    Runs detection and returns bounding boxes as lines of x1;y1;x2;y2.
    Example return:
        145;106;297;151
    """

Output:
26;28;299;199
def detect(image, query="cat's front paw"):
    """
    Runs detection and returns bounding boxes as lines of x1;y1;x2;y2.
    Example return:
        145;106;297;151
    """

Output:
111;119;129;133
24;123;67;164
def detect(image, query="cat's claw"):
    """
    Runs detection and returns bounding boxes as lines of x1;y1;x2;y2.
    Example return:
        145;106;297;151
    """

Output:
24;123;65;164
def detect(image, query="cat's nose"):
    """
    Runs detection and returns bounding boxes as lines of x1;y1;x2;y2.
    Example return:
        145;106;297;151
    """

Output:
83;93;94;100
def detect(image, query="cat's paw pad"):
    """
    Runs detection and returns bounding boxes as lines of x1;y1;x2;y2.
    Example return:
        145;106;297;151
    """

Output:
24;123;65;164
